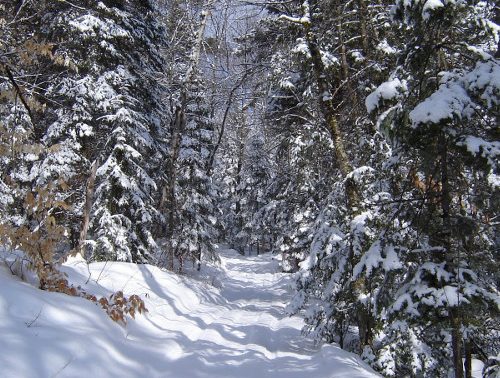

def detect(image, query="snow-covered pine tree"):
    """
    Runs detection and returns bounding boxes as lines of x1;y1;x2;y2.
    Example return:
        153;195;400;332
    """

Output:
245;0;334;268
207;14;273;255
212;110;248;252
157;0;221;270
238;125;271;255
366;1;500;376
263;77;332;270
173;74;219;270
3;0;168;262
262;0;399;356
58;1;166;263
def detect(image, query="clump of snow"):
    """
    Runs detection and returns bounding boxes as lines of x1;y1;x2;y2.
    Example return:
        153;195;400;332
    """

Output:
422;0;444;20
321;51;339;69
69;14;131;40
459;136;500;166
292;38;311;58
410;60;500;126
346;166;376;184
322;91;333;101
351;51;365;62
465;60;500;108
488;173;500;188
366;78;408;113
458;135;500;188
353;241;402;279
409;83;474;125
376;39;397;55
279;77;296;90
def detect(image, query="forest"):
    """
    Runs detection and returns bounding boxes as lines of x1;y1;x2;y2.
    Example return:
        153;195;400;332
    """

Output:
0;0;499;377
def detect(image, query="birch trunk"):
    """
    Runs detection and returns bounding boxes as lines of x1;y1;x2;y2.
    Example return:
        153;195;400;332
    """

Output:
162;0;214;270
74;160;98;260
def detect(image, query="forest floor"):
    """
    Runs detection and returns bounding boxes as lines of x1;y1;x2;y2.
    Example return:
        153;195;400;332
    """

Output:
0;247;379;377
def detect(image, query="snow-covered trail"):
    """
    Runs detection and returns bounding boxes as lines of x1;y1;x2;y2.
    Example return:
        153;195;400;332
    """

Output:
194;249;379;377
0;248;379;377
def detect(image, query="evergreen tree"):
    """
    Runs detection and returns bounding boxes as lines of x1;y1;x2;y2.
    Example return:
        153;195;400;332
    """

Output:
157;0;221;270
366;1;500;376
1;0;168;262
238;125;271;254
173;75;219;269
263;0;397;354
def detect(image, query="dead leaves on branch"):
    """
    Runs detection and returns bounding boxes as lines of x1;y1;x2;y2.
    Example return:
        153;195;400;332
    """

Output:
1;184;148;325
41;265;148;325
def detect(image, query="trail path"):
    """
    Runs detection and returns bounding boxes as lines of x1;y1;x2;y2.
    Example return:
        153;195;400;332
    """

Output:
149;248;380;378
0;248;379;377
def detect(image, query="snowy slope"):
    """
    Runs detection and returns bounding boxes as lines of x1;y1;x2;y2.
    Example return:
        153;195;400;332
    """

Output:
0;248;379;378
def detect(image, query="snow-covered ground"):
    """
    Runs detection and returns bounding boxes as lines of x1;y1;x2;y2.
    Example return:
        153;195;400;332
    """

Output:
0;248;379;377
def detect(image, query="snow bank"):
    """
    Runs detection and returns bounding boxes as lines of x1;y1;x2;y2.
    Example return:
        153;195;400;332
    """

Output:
0;249;379;378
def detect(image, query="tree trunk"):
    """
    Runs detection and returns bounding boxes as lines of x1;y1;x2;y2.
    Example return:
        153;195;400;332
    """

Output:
464;338;472;378
280;0;369;348
451;312;464;378
304;22;359;209
161;1;214;270
495;5;500;58
356;0;370;55
72;159;98;260
357;306;373;351
207;72;249;176
162;107;185;270
439;132;464;378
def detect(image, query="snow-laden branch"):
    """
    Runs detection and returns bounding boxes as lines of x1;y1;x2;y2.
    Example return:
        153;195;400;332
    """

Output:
278;0;310;26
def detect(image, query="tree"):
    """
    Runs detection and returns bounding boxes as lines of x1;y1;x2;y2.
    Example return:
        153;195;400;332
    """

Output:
266;0;397;354
1;0;168;263
237;125;271;254
158;0;222;270
366;1;500;376
173;75;219;270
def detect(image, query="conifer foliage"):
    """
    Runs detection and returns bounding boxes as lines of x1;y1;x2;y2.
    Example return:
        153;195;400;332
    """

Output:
0;0;499;375
1;0;168;263
249;0;499;376
0;0;159;322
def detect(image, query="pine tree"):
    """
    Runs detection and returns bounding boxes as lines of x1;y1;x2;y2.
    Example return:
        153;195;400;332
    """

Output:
49;1;167;263
238;126;271;255
264;0;398;354
366;1;500;376
173;75;219;269
157;0;221;270
1;0;168;262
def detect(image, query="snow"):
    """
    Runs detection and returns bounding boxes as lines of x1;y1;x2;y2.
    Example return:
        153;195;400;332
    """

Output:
365;78;407;113
410;60;500;126
465;60;500;108
459;135;500;166
471;359;485;378
292;39;311;58
69;14;131;40
352;241;402;279
0;248;379;378
422;0;444;20
278;1;311;25
279;78;296;90
409;82;474;125
321;51;339;69
346;166;375;183
376;39;397;55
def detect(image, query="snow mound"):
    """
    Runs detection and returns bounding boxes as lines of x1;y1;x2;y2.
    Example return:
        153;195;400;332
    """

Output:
0;248;379;377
